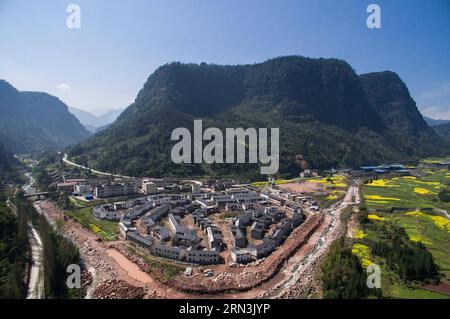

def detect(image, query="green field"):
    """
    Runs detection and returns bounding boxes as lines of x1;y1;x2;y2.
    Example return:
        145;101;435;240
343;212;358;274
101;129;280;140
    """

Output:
358;166;450;298
363;170;450;210
65;206;118;241
388;283;449;299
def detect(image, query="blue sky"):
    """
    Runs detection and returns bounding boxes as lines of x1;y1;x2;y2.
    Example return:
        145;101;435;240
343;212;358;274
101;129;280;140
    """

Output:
0;0;449;118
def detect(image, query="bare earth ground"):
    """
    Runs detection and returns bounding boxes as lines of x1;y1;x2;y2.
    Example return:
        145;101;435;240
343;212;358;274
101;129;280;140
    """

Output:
279;182;325;194
26;222;44;299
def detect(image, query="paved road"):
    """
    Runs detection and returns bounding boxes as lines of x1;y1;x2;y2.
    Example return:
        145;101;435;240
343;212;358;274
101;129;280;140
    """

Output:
62;154;133;179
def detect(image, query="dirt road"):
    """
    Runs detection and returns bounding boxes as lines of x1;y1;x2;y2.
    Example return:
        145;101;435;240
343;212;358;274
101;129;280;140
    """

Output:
26;222;44;299
266;186;360;298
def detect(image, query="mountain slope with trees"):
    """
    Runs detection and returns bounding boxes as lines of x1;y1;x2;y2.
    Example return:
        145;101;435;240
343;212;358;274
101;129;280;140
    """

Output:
0;143;23;184
68;56;448;179
0;80;91;154
433;123;450;144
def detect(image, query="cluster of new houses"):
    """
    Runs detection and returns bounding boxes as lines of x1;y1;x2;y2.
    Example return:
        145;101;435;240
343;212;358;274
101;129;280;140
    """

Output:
229;205;304;263
92;181;307;265
118;195;222;265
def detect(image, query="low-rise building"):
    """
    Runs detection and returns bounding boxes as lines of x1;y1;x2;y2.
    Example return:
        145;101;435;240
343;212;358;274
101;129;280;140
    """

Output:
74;184;91;195
93;204;122;221
250;238;276;258
142;181;157;194
251;221;265;239
57;182;76;194
94;182;137;198
151;244;183;260
150;226;171;242
184;248;220;264
231;227;247;248
231;247;255;264
147;204;171;222
207;226;223;251
127;231;153;253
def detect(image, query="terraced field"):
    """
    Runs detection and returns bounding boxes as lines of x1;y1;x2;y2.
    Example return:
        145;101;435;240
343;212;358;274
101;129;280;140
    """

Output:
358;165;450;298
363;170;450;210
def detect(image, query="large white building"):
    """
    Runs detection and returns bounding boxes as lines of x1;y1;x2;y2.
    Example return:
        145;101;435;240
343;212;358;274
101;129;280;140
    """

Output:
74;184;92;195
94;182;137;198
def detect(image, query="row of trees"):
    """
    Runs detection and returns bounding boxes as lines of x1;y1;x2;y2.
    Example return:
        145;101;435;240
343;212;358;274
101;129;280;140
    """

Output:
321;238;381;299
370;223;439;282
358;207;439;282
0;193;29;299
14;194;83;299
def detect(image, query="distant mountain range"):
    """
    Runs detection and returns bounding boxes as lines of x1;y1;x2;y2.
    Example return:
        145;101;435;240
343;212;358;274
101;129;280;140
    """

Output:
433;123;450;144
423;116;450;127
68;56;449;179
0;80;91;154
69;107;123;132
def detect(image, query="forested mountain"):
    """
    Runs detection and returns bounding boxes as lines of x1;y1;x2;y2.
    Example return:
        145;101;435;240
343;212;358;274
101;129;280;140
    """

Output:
69;107;123;132
359;71;445;158
68;56;448;179
0;143;23;184
433;123;450;143
0;80;91;154
0;196;28;299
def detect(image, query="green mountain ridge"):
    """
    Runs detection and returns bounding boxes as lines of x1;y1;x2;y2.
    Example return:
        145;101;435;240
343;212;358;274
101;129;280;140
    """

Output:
433;123;450;144
0;80;91;154
68;56;449;179
0;143;22;184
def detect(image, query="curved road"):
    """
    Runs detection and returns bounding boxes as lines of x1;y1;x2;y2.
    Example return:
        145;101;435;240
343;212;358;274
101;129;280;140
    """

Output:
62;154;133;179
26;223;44;299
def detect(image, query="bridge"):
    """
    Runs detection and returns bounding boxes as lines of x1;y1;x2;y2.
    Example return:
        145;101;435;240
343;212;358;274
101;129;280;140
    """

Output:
23;192;50;198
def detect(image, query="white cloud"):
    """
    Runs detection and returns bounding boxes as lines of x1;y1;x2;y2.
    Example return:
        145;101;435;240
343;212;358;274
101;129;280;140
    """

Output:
418;82;450;100
56;83;71;91
420;106;450;120
416;81;450;120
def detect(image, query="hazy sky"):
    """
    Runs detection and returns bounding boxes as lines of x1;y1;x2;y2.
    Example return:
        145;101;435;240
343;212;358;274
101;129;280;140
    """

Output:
0;0;449;118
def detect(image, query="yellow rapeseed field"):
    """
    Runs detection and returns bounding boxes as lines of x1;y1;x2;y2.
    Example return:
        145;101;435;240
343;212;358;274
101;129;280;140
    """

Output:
365;200;390;204
409;235;432;245
354;229;367;239
90;224;101;233
365;179;399;188
352;244;373;268
414;187;435;195
405;211;450;233
368;214;386;221
364;195;401;201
